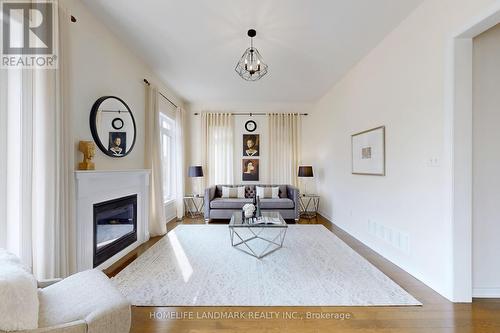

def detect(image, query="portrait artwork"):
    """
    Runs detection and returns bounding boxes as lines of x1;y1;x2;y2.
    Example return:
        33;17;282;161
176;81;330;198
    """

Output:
108;132;127;157
242;159;259;181
243;134;260;157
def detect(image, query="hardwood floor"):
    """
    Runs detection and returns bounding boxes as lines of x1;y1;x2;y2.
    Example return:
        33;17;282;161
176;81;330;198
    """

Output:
104;215;500;333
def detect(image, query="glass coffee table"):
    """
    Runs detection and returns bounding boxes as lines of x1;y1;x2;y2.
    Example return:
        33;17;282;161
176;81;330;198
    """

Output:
229;211;288;259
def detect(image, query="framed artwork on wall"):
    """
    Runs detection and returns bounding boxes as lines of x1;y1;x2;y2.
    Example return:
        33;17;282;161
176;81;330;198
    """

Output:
243;134;260;156
351;126;385;176
242;159;259;181
108;132;127;157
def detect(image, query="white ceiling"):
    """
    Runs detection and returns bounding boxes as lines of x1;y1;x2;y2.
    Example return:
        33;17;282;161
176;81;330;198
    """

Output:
83;0;423;110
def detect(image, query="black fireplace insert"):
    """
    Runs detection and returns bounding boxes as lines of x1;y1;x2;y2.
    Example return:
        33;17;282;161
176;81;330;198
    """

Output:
93;194;137;267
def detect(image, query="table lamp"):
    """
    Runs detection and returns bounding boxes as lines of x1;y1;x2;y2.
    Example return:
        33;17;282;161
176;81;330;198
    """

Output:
298;166;314;196
188;166;204;196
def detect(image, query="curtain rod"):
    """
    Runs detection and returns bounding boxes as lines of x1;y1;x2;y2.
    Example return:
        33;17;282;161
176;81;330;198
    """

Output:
193;112;308;116
143;79;178;109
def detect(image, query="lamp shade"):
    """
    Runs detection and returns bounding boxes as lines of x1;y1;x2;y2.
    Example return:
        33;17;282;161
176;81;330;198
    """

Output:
298;166;314;177
188;166;204;177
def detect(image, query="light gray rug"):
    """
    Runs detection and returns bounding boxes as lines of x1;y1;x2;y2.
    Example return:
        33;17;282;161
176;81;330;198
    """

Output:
112;225;421;306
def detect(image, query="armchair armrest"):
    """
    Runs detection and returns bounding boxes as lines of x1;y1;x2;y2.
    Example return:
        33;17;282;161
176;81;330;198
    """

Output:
204;186;216;219
37;278;63;289
287;185;300;221
85;299;131;333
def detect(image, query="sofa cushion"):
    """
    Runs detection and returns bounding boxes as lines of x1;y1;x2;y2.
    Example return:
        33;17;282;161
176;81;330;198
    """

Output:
256;186;279;199
215;185;289;199
246;185;287;198
259;198;295;209
38;269;130;329
0;248;39;331
210;198;252;209
221;186;245;198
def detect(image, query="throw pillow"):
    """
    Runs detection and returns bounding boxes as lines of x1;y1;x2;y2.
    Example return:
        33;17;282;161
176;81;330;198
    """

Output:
0;249;39;331
222;186;246;198
237;186;246;199
221;186;235;198
256;186;280;199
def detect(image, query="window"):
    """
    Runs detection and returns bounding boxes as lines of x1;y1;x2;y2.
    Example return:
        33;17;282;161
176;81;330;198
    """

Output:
160;112;175;203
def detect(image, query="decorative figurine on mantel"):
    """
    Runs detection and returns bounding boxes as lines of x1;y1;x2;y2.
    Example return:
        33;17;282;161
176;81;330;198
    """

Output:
78;141;96;170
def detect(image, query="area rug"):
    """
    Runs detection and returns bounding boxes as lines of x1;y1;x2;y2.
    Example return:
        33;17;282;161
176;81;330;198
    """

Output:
112;225;421;306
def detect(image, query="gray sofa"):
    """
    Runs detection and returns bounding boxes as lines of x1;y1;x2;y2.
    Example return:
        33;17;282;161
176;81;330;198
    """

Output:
204;185;300;222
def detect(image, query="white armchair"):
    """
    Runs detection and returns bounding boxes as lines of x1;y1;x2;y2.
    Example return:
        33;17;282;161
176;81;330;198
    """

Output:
0;250;131;333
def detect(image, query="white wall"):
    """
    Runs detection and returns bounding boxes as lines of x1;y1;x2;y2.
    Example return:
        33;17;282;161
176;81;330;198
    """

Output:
302;0;497;300
472;23;500;298
63;0;185;171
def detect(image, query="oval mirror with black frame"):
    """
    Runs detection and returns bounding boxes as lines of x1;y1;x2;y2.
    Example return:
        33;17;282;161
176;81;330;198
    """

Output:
90;96;136;158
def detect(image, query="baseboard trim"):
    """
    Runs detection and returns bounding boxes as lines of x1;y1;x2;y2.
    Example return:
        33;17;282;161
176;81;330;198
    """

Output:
473;288;500;298
318;210;333;222
317;211;455;302
166;216;178;224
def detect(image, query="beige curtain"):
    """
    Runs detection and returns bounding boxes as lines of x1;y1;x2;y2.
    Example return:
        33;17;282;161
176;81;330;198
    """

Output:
201;113;234;186
0;2;74;279
144;85;167;236
268;113;302;186
175;106;185;219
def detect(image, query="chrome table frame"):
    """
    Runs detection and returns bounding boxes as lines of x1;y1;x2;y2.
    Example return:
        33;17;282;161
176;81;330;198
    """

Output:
184;195;204;218
299;195;320;219
229;212;288;259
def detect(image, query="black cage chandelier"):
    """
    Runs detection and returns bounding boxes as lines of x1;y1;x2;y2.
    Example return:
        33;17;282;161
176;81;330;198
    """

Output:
235;29;268;81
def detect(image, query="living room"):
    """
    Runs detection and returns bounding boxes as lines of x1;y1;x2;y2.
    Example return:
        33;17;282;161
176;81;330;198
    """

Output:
1;0;500;332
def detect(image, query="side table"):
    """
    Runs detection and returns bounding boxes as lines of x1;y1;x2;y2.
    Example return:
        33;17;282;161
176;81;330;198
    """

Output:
184;195;204;218
299;194;320;219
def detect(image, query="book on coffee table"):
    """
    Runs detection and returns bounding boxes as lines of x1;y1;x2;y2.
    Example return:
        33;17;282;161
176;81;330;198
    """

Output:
252;216;282;225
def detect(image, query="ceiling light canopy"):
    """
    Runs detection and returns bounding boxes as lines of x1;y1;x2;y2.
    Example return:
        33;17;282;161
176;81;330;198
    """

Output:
235;29;268;81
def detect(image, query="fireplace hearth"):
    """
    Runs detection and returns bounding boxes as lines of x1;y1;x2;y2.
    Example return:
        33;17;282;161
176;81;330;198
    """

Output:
93;194;137;267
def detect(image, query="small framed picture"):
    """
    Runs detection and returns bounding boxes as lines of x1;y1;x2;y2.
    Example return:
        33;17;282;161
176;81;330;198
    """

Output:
242;159;259;181
108;132;127;157
245;120;257;132
243;134;259;157
351;126;385;176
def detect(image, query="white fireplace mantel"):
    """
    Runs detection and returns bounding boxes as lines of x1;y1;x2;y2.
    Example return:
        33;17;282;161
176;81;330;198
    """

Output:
75;169;150;272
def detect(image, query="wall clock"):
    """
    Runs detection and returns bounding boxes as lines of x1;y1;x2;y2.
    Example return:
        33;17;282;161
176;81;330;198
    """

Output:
245;120;257;132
